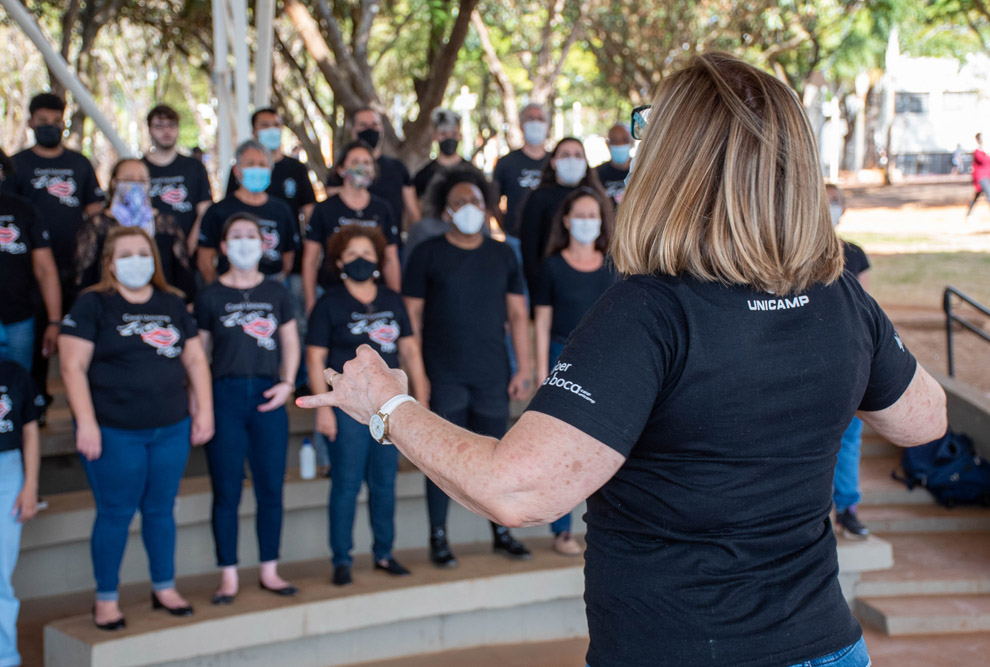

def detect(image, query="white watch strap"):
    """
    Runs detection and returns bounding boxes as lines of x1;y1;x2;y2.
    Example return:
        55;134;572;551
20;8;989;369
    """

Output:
379;394;418;416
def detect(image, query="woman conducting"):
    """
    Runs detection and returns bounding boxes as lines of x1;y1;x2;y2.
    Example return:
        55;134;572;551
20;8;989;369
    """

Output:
195;212;300;603
298;54;946;667
60;226;213;630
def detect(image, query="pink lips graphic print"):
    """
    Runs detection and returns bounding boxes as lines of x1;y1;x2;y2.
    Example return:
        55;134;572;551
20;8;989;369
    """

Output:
160;186;188;206
141;327;180;349
242;317;276;340
0;227;19;244
368;323;400;348
46;179;76;199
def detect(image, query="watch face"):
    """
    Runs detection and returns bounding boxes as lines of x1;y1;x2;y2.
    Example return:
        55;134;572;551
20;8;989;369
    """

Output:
370;414;386;441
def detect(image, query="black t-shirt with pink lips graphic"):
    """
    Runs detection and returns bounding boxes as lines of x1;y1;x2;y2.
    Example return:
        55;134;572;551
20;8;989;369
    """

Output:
195;279;294;381
61;289;198;430
305;284;412;372
144;154;214;237
0;194;50;324
198;195;299;276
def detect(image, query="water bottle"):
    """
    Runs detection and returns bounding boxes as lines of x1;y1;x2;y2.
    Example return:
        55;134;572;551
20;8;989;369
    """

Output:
299;438;316;480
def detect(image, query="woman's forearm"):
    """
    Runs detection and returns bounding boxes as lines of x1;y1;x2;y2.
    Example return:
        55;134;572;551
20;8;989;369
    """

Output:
279;322;301;384
62;366;98;426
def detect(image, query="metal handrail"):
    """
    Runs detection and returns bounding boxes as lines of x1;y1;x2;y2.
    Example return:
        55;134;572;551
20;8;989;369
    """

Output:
943;287;990;377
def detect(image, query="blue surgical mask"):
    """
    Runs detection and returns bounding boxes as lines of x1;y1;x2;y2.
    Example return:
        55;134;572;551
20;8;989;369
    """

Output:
609;144;632;164
240;166;271;193
114;255;155;290
257;127;282;152
555;157;587;186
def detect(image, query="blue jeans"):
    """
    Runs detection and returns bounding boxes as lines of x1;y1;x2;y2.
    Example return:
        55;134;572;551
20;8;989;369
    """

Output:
546;339;572;535
833;417;863;511
328;408;399;566
0;319;34;372
207;377;288;566
80;417;191;601
587;637;870;667
0;450;23;667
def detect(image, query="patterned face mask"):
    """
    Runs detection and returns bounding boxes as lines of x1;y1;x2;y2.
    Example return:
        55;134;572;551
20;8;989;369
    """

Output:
111;181;155;238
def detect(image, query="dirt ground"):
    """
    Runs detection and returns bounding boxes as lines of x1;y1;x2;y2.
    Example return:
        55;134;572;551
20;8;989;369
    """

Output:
841;179;990;395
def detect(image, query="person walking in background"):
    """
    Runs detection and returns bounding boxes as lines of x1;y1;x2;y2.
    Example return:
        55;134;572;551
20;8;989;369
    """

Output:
60;227;213;630
143;104;213;255
533;187;618;555
306;226;427;586
75;159;196;299
518;137;608;298
413;109;472;198
966;133;990;221
197;140;298;284
403;167;533;567
827;183;872;540
195;212;300;604
0;358;40;667
0;149;61;372
595;124;634;207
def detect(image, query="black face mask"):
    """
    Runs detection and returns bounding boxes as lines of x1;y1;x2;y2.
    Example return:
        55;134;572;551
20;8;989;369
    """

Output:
356;128;380;148
438;138;459;156
341;257;378;283
34;125;63;149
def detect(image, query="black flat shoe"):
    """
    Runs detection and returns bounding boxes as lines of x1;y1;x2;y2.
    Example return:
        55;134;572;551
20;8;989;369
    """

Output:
429;526;458;568
92;605;126;631
151;592;194;616
259;581;299;596
211;591;236;605
374;557;411;576
332;565;352;586
492;525;532;560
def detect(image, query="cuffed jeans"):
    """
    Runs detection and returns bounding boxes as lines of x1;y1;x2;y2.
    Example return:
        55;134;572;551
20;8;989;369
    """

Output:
207;377;288;566
0;450;24;667
833;417;863;511
80;417;190;602
0;319;34;372
328;408;399;566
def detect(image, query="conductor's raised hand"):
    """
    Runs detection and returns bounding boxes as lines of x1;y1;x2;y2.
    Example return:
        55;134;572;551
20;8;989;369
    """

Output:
296;345;409;425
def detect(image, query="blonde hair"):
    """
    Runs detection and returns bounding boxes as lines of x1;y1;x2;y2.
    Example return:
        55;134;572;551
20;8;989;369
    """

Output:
84;226;184;298
612;53;843;294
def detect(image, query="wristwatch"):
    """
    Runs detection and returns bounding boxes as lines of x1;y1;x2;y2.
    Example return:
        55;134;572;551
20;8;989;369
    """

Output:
369;394;418;445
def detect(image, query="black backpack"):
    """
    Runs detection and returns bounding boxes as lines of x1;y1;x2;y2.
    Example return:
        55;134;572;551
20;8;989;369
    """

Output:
892;429;990;508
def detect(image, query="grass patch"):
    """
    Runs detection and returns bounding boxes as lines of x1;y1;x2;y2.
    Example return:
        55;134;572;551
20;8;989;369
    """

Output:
868;252;990;309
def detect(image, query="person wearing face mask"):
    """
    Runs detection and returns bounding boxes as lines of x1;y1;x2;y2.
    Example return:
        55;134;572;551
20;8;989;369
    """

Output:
194;213;301;604
3;93;104;422
345;108;421;245
303;142;402;315
413;109;472;198
492;103;550;258
826;182;872;541
197;140;299;284
305;226;427;585
403;168;534;567
595;124;635;207
75;159;196;301
518;137;609;299
533;188;618;555
59;226;213;631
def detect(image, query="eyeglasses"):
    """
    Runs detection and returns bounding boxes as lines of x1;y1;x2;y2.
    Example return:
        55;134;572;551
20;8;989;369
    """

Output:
631;105;651;141
150;122;178;130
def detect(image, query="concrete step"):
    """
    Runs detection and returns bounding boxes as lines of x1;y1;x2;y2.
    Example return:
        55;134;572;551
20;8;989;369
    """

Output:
860;456;937;506
855;594;990;636
856;503;990;534
856;532;990;598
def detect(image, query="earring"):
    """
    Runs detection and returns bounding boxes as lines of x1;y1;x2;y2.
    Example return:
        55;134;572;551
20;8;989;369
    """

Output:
340;272;348;281
372;270;381;279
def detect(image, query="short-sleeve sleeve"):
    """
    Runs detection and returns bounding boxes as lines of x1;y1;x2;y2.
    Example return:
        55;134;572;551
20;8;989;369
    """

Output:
193;161;213;204
858;293;917;412
277;282;295;324
305;205;327;243
492;156;507;190
381;201;400;246
504;243;525;295
61;291;102;342
193;289;213;332
80;158;104;206
393;294;413;338
276;206;298;252
525;280;673;458
398;161;413;187
198;204;221;249
175;297;199;339
23;204;50;249
304;296;333;348
18;369;39;425
532;258;554;306
296;166;317;207
401;242;430;299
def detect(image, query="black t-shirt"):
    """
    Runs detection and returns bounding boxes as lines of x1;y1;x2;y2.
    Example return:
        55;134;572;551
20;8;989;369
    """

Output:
402;236;524;385
518;184;574;296
0;195;50;324
2;148;103;274
198;195;299;275
225;156;316;221
306;194;398;287
413;158;471;197
370;155;412;234
0;359;39;453
61;290;198;430
595;161;628;207
305;284;411;372
843;241;870;277
195;279;294;381
532;253;618;341
492;149;547;237
144;154;213;238
527;272;917;667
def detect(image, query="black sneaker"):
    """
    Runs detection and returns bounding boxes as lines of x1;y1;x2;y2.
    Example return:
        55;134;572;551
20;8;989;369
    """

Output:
492;525;532;560
374;557;411;576
332;565;352;586
836;508;870;539
429;527;458;568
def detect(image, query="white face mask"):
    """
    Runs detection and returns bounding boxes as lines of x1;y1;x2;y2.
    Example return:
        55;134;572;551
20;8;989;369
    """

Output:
226;237;264;270
522;120;548;146
569;217;601;245
556;157;587;186
829;203;844;227
114;255;155;290
448;203;486;235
